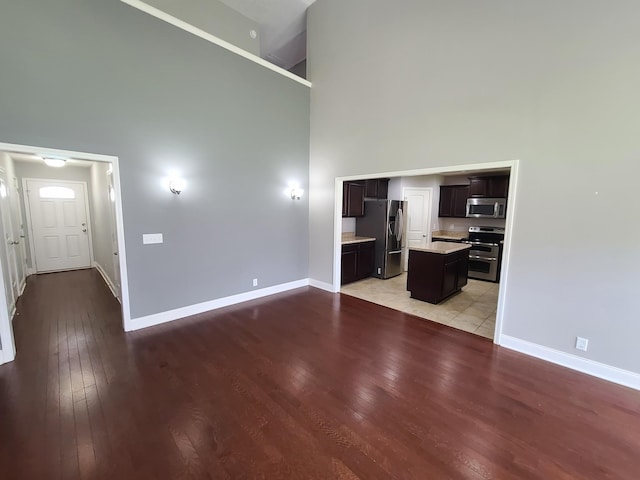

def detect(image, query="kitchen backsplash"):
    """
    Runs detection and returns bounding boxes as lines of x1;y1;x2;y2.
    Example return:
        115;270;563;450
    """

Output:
342;217;356;233
436;217;505;232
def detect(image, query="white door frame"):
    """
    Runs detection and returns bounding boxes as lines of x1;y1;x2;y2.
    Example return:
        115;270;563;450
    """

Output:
332;159;519;346
23;178;95;273
402;187;433;272
0;167;19;313
0;142;132;365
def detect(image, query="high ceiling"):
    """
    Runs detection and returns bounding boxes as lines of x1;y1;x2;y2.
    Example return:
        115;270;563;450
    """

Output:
219;0;316;69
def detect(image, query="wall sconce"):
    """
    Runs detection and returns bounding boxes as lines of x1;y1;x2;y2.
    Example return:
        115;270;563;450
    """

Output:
43;157;67;168
290;186;304;200
169;177;186;195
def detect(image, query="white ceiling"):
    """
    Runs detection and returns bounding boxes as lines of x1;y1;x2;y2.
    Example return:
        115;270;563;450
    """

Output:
218;0;316;69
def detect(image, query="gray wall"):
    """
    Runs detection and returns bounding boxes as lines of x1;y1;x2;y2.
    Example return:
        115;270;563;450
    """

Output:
14;162;93;271
308;0;640;373
289;60;307;80
0;0;310;318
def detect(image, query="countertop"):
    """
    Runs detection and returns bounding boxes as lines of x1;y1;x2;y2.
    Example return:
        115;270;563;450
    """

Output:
409;241;472;255
431;230;468;241
341;233;376;245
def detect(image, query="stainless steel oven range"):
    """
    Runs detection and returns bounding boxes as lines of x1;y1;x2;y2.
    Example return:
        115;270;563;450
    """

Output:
463;226;505;282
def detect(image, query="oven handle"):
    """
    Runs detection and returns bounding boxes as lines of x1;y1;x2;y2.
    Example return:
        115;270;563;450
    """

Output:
469;255;497;261
462;240;499;247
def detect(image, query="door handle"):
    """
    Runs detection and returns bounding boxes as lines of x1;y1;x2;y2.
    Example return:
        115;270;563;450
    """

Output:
113;252;118;256
82;229;87;233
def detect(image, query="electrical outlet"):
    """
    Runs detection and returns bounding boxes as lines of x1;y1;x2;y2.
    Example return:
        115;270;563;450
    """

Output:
252;278;258;287
575;336;589;351
377;267;381;275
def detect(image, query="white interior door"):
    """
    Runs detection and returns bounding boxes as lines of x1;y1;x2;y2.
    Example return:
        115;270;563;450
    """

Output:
107;170;121;299
0;171;19;308
403;187;433;271
26;180;92;273
12;176;27;289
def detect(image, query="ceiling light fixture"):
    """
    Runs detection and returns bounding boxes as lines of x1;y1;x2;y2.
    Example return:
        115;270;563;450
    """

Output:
43;157;67;168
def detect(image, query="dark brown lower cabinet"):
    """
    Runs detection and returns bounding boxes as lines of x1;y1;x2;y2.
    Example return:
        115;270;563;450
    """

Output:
341;241;375;285
407;248;470;304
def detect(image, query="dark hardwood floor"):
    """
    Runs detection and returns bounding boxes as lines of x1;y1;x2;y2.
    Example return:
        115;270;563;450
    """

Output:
1;269;638;479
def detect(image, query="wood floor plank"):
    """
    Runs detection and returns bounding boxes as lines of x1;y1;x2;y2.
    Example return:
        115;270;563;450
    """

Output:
0;268;639;479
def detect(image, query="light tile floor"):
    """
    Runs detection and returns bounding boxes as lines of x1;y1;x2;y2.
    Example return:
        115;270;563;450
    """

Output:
340;273;499;339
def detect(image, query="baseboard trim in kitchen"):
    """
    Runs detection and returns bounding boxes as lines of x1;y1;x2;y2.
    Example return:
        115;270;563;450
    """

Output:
129;279;311;331
309;279;336;293
500;335;640;391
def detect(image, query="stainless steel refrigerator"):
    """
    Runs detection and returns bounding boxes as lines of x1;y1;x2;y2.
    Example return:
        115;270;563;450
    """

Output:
356;199;405;279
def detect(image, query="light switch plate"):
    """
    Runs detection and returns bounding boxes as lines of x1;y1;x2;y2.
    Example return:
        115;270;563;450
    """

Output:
143;233;163;245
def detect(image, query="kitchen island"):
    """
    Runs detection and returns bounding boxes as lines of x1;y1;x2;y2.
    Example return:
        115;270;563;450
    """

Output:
407;242;471;304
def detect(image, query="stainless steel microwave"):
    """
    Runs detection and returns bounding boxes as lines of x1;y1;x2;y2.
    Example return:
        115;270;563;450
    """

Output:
466;197;506;219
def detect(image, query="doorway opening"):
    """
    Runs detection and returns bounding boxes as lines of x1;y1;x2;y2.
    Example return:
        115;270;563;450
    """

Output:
334;160;519;344
0;142;131;365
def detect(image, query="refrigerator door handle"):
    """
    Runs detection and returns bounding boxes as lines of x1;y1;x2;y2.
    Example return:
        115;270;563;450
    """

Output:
388;250;402;254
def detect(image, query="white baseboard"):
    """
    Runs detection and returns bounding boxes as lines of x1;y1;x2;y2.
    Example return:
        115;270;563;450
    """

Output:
94;263;120;302
500;335;640;391
0;335;16;366
0;349;10;366
309;278;336;293
129;278;311;332
19;278;26;296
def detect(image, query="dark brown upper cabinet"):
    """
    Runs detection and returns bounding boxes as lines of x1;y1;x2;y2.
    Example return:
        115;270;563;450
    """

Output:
364;178;389;199
468;175;509;198
439;185;470;218
342;182;365;217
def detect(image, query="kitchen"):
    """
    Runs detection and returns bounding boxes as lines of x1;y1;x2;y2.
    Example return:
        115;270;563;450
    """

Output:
340;170;509;340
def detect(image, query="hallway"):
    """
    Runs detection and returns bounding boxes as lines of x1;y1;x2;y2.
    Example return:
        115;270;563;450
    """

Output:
1;269;639;479
0;269;125;479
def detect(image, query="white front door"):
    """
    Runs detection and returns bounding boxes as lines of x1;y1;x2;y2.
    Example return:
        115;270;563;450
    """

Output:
403;187;433;271
26;180;92;273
